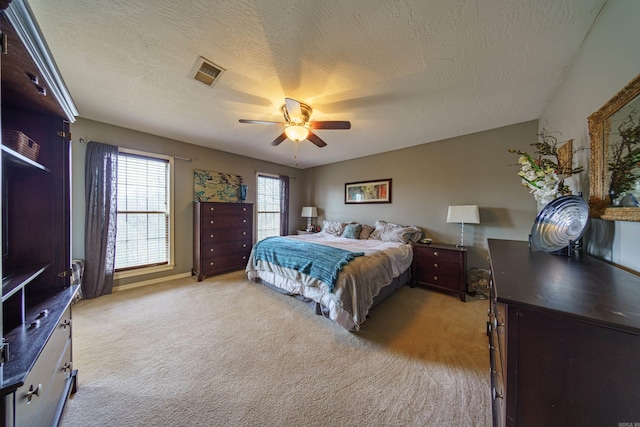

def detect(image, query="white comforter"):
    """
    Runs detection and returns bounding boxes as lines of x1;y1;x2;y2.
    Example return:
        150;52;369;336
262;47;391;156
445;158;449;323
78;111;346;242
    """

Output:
246;233;413;330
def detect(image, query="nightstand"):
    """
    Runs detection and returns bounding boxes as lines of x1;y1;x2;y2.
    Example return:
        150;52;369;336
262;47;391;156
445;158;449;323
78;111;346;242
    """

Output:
411;242;467;301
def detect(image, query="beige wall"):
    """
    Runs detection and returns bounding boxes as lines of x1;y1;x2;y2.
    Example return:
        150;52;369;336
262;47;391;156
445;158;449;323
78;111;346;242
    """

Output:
300;120;540;269
72;117;539;285
539;0;640;273
70;117;302;287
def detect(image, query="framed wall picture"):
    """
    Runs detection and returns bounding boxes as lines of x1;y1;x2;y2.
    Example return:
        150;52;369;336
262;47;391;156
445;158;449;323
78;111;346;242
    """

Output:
557;139;574;176
194;169;243;202
345;179;392;204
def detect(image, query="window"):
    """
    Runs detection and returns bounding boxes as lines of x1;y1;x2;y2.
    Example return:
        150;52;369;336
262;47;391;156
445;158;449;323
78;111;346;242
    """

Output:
115;149;174;276
256;174;281;241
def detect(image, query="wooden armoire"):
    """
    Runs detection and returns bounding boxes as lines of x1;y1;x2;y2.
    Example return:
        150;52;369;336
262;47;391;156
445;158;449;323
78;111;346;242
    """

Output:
1;1;79;425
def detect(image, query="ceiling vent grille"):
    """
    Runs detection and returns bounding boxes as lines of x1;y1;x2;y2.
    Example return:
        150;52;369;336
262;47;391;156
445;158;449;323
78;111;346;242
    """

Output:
192;56;225;87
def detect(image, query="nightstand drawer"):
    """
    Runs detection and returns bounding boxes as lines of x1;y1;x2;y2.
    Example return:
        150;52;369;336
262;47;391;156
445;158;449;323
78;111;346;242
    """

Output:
415;270;459;287
414;245;462;263
414;257;460;275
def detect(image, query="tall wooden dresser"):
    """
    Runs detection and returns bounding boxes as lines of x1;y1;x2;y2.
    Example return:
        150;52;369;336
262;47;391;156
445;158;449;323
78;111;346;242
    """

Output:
1;1;79;425
193;202;253;281
487;239;640;427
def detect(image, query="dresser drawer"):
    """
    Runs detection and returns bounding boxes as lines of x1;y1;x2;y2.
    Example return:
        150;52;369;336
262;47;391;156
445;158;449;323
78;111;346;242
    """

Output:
200;227;251;242
489;330;506;427
493;301;507;370
202;239;252;256
202;252;251;274
199;203;251;215
15;306;72;426
199;213;252;229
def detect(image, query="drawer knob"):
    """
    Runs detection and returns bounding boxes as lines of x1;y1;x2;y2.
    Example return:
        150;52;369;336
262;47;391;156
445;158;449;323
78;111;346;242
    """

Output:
210;234;214;238
433;251;439;256
433;263;438;268
26;384;42;402
243;207;247;211
209;248;214;252
61;319;71;329
209;262;214;266
492;387;503;400
243;219;247;223
62;362;73;372
492;318;504;329
242;243;247;248
209;207;215;211
242;231;247;235
433;276;438;281
210;220;215;224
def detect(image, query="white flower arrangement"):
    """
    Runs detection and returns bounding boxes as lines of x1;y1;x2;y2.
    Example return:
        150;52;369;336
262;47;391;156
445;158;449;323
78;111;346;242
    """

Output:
515;152;564;206
509;129;583;209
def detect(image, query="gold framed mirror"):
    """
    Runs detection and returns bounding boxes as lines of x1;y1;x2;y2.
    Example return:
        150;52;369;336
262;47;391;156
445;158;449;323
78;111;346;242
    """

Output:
588;73;640;221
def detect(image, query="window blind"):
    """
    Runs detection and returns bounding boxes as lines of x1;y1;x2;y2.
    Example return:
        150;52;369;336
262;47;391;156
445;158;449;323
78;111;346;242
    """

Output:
256;175;281;241
115;152;170;270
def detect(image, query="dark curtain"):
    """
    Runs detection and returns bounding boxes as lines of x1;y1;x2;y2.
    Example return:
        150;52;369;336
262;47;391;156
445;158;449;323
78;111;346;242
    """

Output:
279;175;289;236
83;141;118;299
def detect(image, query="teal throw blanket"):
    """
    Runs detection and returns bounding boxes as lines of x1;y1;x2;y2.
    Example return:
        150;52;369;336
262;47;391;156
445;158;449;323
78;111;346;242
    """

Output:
253;237;364;292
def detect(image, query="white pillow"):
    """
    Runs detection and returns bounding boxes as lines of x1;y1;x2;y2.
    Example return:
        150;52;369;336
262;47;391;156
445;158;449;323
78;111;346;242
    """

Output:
322;220;345;236
370;220;423;243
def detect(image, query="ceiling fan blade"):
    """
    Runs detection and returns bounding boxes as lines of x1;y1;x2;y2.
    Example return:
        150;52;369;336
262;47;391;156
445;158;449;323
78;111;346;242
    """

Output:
285;98;303;121
239;119;286;126
306;131;327;148
270;132;288;146
309;121;351;130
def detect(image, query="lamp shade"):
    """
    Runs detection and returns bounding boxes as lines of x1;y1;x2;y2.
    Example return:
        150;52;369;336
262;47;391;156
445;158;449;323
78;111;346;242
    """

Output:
446;205;480;224
301;206;318;218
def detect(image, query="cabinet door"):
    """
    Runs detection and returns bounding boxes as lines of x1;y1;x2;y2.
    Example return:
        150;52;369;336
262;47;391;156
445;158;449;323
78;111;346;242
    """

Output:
512;307;640;426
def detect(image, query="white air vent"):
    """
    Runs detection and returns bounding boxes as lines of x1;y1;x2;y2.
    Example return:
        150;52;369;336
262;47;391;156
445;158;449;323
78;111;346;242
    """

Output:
192;56;225;87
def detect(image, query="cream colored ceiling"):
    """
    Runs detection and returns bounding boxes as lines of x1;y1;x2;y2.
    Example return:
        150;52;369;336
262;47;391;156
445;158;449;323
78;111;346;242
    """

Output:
27;0;606;169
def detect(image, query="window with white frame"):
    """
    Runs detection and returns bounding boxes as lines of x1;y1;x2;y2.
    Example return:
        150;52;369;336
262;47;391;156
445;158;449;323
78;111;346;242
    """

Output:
115;149;173;273
256;174;281;241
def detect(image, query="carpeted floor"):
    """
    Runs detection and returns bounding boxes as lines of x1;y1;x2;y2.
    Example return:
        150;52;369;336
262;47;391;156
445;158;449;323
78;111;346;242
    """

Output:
60;270;491;426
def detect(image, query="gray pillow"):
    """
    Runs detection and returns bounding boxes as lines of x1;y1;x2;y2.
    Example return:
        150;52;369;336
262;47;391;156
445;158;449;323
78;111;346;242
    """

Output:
341;223;362;239
359;224;374;239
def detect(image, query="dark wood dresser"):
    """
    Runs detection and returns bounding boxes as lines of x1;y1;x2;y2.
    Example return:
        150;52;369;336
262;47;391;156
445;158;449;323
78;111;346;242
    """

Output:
192;202;253;281
412;242;467;301
487;239;640;427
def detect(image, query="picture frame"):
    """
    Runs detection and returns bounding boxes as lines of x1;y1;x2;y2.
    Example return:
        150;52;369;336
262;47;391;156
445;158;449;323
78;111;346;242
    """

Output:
345;178;392;204
557;139;574;176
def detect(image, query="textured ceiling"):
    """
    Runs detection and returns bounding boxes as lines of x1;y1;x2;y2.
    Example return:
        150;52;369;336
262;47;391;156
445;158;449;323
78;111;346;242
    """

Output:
27;0;606;169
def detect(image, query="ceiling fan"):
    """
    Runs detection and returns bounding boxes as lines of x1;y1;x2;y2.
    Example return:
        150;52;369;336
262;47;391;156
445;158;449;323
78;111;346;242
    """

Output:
239;98;351;147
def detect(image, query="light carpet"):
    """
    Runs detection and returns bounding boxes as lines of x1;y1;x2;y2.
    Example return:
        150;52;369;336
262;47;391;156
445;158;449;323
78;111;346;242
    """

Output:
60;270;491;426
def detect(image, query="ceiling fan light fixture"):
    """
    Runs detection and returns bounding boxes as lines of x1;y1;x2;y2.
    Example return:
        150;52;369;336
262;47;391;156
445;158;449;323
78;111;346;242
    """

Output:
285;125;309;142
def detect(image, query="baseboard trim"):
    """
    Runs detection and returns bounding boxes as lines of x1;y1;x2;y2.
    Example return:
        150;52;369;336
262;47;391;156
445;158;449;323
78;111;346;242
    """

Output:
113;272;193;292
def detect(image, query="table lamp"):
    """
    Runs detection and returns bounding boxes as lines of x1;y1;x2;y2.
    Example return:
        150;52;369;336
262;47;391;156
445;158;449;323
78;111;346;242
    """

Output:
301;206;318;232
447;205;480;247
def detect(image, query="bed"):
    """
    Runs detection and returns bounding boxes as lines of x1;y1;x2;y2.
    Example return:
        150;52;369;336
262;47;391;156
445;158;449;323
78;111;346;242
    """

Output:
245;220;422;330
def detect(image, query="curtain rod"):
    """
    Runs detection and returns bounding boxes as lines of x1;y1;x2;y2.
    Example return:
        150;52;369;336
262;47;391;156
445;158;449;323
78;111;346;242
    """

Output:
77;138;192;161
